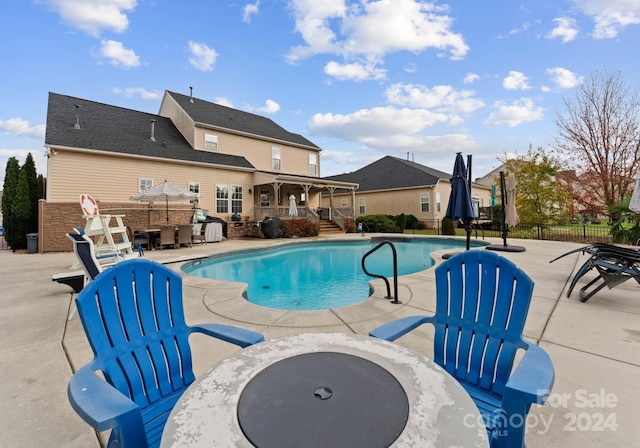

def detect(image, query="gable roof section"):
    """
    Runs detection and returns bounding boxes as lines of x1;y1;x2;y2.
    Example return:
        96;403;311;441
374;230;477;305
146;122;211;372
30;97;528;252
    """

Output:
165;91;320;150
45;92;254;170
324;156;452;192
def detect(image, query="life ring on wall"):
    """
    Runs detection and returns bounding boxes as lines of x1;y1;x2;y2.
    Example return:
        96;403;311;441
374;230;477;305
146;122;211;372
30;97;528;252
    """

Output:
80;194;99;216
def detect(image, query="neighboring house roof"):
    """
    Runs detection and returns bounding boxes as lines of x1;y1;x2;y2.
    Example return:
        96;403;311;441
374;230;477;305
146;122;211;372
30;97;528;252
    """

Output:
165;91;320;150
45;92;255;170
324;156;454;192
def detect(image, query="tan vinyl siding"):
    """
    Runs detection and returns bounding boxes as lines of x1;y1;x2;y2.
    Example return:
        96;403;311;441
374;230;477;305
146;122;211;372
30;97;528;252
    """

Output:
193;126;319;176
159;96;196;147
47;149;255;219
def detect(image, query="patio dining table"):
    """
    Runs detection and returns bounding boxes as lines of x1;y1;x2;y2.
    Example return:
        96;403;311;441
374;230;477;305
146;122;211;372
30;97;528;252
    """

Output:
160;332;489;448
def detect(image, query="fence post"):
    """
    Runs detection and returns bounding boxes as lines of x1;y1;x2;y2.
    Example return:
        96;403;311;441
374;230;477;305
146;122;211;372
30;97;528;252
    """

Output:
583;225;586;239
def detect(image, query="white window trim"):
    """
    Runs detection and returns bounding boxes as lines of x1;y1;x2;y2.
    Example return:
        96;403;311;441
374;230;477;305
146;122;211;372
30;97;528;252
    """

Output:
204;133;218;150
420;192;430;213
139;178;153;192
272;146;281;171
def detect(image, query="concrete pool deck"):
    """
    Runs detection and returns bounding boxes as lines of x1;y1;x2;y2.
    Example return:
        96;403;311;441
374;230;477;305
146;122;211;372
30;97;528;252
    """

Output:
1;234;639;447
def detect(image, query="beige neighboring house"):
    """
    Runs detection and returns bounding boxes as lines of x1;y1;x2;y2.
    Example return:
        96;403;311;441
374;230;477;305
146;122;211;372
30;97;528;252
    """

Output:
322;156;492;226
41;91;357;251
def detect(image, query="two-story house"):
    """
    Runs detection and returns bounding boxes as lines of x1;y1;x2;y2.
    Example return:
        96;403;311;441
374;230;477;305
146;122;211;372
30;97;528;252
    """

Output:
41;90;357;252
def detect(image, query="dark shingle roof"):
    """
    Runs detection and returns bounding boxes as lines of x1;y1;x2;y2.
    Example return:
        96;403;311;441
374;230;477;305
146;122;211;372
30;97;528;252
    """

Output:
324;156;452;192
166;91;320;149
45;92;254;169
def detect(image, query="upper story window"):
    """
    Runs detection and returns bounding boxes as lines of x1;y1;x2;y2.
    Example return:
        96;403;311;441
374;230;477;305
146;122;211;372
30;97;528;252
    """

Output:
420;192;430;212
359;197;366;214
436;192;441;212
204;134;218;150
139;178;153;191
188;182;200;204
272;146;281;171
309;153;317;175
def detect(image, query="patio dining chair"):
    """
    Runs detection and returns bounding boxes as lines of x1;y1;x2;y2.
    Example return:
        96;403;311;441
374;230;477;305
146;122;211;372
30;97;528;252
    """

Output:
176;224;193;248
370;250;554;448
67;258;265;448
155;225;176;249
192;222;207;245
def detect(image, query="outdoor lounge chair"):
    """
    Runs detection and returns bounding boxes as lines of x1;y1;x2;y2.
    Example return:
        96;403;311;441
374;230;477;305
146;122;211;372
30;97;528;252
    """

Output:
370;250;554;448
67;258;265;448
66;232;103;285
550;243;640;302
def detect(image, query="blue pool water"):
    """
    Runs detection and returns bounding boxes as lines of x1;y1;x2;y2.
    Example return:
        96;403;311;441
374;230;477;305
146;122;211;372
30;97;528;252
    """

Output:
182;238;469;310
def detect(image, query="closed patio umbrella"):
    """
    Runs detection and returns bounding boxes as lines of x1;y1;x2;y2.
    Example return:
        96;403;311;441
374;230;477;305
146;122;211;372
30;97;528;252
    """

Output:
130;180;197;224
505;173;520;228
630;174;640;213
445;153;474;250
288;194;298;217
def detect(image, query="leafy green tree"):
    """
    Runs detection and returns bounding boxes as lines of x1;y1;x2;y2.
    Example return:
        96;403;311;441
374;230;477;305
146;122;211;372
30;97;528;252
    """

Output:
608;198;640;245
501;147;571;225
2;157;20;247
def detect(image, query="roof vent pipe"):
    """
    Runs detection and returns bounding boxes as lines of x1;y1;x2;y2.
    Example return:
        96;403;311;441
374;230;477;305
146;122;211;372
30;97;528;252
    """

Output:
74;105;81;129
150;119;156;141
189;86;194;103
406;151;409;161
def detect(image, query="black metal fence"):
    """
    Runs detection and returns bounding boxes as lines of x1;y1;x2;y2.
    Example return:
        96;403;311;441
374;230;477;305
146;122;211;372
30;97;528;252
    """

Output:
409;219;613;244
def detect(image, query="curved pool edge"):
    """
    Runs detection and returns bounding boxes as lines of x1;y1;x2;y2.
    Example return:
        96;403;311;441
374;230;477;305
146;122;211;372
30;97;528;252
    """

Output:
177;235;483;328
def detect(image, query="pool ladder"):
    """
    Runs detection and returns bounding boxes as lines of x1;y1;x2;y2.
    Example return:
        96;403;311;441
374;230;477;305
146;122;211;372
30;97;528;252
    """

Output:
362;240;401;304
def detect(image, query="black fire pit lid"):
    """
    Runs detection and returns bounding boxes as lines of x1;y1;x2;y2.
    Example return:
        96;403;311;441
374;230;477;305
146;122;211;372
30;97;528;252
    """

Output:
237;351;409;448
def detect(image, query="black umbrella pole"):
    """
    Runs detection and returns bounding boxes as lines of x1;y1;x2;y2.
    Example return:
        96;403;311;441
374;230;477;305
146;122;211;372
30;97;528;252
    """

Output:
500;171;507;246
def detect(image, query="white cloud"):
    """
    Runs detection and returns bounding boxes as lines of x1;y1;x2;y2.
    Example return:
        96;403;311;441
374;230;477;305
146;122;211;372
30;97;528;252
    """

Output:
112;87;160;99
573;0;640;38
546;17;579;43
243;1;260;23
323;61;387;81
42;0;137;37
483;98;545;127
257;99;281;114
188;41;218;71
503;71;531;90
545;67;584;89
286;0;468;79
385;83;484;114
97;40;140;68
0;118;46;139
463;73;480;84
215;97;234;108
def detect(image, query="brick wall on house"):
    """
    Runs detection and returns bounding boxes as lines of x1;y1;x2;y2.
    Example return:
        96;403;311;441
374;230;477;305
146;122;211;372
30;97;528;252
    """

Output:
38;200;198;253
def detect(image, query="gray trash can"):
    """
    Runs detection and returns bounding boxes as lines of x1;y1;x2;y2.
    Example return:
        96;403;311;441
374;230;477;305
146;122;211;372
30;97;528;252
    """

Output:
27;233;39;253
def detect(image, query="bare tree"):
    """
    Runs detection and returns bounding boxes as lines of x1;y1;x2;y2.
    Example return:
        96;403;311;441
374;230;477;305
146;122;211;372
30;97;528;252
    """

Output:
555;71;640;216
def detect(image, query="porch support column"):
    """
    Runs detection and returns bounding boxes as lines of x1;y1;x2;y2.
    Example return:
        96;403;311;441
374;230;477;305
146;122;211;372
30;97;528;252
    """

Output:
351;188;357;217
271;182;283;214
326;186;337;221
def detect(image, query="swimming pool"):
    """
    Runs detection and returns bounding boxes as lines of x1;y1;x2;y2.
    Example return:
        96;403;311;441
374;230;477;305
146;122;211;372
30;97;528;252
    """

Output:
182;238;472;310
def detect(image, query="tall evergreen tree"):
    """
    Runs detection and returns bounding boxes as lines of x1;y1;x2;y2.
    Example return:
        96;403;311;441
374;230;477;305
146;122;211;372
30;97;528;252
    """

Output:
23;153;39;233
2;157;20;248
12;167;32;249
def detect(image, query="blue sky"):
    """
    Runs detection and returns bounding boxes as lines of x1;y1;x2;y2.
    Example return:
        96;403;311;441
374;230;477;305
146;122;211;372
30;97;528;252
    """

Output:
2;0;640;183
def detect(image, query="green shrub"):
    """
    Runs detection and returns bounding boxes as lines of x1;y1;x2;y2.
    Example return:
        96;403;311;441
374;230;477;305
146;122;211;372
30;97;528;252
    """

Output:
358;215;401;233
442;217;456;235
283;219;318;237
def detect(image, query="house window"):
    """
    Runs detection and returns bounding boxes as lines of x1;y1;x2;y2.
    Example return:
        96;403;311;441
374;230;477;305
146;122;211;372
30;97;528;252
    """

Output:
420;193;430;212
188;182;200;204
309;154;317;175
342;198;348;207
359;197;366;214
139;178;153;191
436;192;441;212
216;185;229;213
204;134;218;150
231;186;243;214
260;189;270;207
272;146;281;171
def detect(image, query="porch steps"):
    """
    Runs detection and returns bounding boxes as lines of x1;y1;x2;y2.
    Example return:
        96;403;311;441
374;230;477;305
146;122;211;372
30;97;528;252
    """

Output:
319;219;343;234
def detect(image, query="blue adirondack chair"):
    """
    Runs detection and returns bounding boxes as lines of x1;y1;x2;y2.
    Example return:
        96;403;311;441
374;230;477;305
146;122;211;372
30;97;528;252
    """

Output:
370;250;554;448
67;258;265;448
